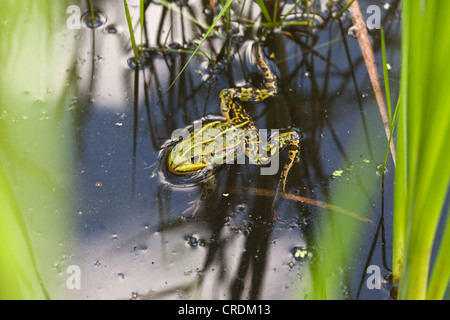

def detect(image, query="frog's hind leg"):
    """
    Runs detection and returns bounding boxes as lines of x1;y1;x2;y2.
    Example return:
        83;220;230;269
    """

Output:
275;131;301;194
219;43;279;122
261;130;300;211
254;43;279;97
227;44;279;104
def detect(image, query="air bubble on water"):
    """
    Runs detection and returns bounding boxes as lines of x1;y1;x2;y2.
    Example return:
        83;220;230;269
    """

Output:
141;246;148;253
376;164;387;176
198;61;223;85
81;11;107;29
236;204;247;214
168;42;182;50
126;57;139;70
184;270;193;276
105;24;120;34
185;235;205;248
185;235;198;248
202;74;217;85
127;48;151;70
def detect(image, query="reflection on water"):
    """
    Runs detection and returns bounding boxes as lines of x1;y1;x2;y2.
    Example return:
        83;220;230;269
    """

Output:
1;0;401;299
64;0;402;300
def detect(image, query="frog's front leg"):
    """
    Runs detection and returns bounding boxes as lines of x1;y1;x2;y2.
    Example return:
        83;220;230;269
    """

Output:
181;176;216;217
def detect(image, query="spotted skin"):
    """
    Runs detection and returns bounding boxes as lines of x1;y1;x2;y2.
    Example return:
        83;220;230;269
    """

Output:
167;42;300;216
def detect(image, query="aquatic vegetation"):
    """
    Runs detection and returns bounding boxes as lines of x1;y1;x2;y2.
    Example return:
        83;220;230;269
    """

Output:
4;0;448;301
393;0;450;300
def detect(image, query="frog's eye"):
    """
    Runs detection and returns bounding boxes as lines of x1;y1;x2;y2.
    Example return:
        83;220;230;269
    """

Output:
190;154;200;163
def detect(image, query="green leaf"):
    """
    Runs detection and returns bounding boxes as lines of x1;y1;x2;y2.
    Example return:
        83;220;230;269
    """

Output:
254;0;272;23
394;0;450;300
123;0;140;61
165;0;233;93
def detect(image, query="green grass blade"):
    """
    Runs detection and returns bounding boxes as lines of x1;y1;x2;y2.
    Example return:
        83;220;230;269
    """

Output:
140;0;144;50
382;96;400;170
123;0;140;61
380;25;396;171
0;0;76;299
219;0;231;31
254;0;272;23
279;0;304;25
380;27;392;124
88;0;95;24
426;207;450;300
272;0;278;23
392;0;411;286
395;0;450;299
165;0;233;93
336;0;356;19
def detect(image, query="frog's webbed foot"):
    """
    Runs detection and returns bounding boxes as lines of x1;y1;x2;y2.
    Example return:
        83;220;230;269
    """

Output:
181;200;201;217
181;176;216;217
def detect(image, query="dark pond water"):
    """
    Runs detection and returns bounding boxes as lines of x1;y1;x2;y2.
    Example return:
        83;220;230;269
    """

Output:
61;0;401;299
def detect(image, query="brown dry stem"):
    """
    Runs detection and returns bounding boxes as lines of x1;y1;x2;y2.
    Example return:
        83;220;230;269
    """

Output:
346;0;396;165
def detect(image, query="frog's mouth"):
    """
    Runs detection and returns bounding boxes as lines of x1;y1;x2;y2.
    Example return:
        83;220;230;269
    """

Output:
168;161;208;175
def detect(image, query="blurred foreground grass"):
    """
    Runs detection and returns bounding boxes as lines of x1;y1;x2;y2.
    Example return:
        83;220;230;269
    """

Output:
0;0;76;299
393;0;450;300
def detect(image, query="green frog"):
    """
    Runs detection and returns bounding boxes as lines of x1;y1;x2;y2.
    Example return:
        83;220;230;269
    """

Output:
159;42;300;216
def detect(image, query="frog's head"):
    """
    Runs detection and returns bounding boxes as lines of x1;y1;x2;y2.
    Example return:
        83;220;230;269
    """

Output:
167;129;211;174
168;140;209;174
159;117;232;186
